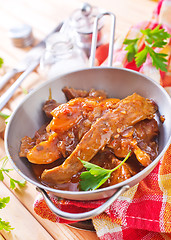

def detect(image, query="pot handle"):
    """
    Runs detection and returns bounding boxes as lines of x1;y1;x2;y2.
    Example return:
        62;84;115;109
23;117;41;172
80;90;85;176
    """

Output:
36;185;129;221
89;12;116;68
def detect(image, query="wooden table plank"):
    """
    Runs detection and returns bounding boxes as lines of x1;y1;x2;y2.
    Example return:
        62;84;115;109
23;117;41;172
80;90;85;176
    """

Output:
0;234;5;240
0;182;54;240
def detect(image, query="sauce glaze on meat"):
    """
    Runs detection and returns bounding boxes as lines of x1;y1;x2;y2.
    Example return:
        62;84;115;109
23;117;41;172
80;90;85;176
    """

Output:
19;87;159;191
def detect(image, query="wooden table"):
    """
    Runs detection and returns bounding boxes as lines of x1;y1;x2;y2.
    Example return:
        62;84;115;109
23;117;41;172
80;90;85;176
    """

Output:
0;0;157;239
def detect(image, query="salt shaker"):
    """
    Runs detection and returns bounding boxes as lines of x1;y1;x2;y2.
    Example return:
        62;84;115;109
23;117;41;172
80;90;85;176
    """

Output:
67;3;104;56
39;32;88;81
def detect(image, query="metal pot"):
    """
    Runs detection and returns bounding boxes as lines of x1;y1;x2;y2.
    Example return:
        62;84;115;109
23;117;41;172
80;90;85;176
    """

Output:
5;13;171;221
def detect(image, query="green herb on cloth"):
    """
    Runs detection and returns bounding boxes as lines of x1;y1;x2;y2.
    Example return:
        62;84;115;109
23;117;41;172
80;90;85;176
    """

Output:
123;24;171;72
123;38;139;62
79;151;131;191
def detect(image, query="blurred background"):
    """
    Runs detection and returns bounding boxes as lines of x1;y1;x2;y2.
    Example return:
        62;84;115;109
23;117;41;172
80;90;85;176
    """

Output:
0;0;157;66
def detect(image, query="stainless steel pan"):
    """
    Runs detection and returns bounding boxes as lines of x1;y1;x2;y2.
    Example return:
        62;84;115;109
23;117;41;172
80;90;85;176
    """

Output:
5;13;171;221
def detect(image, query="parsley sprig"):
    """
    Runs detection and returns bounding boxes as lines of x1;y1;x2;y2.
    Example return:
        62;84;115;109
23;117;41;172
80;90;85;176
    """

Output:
0;156;26;189
0;157;26;231
123;25;171;72
0;57;18;232
123;38;139;62
79;151;131;191
0;197;14;231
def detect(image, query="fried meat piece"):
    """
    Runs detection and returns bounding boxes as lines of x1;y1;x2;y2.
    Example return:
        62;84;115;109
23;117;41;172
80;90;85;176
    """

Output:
19;136;36;157
34;123;50;144
25;97;120;164
62;87;89;100
41;93;157;184
90;149;136;187
109;158;136;186
26;133;62;164
47;97;94;133
47;97;119;133
108;119;159;166
42;99;60;118
62;87;107;101
19;123;49;158
19;123;50;158
133;145;151;167
88;89;107;99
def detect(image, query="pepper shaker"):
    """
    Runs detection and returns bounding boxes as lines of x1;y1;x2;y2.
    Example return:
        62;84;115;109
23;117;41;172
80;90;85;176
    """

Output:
68;3;104;56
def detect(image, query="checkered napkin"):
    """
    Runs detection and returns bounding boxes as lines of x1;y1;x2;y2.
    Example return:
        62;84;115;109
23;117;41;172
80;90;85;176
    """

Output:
92;144;171;239
34;145;171;239
33;1;171;239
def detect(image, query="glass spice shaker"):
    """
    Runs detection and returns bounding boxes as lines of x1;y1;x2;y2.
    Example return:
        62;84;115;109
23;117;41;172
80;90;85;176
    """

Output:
68;3;104;56
39;32;88;81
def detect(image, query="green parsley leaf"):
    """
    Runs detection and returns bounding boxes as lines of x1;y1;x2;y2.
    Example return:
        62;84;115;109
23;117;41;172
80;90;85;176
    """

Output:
10;178;26;189
135;47;148;67
10;178;16;190
0;156;27;233
0;156;27;189
152;41;167;48
141;25;170;44
79;171;111;191
0;57;4;68
0;218;14;231
0;197;10;209
123;24;171;72
0;197;13;232
147;46;168;72
123;38;139;62
0;112;10;120
0;156;8;164
79;151;131;191
0;170;4;181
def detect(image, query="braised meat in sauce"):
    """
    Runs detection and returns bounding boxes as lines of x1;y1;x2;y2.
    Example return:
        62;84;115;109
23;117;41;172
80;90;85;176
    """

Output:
19;87;159;191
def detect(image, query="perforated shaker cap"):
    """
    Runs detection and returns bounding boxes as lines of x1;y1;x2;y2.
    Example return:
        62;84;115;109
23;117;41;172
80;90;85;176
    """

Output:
69;3;104;34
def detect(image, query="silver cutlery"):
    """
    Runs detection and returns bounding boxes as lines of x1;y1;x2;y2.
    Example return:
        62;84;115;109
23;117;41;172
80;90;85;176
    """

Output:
0;22;63;90
0;23;63;110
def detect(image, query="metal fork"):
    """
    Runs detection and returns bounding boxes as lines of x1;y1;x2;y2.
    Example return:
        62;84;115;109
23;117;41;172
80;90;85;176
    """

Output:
0;22;63;90
0;48;43;90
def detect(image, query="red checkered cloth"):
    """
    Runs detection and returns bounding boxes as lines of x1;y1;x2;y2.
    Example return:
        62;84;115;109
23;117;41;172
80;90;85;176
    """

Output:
34;145;171;239
33;1;171;239
92;144;171;239
97;0;171;96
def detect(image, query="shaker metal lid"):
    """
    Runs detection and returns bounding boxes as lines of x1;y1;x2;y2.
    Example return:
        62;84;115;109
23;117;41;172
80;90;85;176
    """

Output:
8;23;34;47
69;3;104;34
